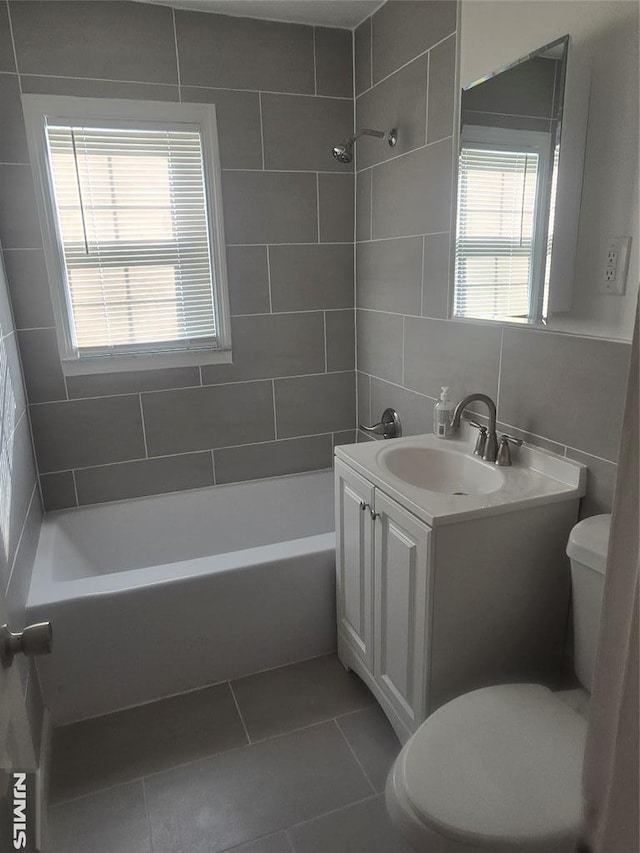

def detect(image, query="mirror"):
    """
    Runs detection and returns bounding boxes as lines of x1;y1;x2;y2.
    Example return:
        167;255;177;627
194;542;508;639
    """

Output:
454;37;568;327
454;1;639;341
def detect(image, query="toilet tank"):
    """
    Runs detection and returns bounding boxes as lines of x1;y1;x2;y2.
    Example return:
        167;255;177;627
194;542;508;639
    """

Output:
566;514;611;691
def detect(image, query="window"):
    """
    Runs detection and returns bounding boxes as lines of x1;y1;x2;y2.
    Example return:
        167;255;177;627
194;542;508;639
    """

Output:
23;96;231;374
454;126;552;323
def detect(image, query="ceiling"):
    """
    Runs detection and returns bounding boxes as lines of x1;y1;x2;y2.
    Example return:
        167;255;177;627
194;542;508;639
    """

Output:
140;0;382;28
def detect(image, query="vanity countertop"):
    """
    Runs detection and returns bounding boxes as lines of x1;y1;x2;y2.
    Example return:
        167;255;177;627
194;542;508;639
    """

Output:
334;431;586;528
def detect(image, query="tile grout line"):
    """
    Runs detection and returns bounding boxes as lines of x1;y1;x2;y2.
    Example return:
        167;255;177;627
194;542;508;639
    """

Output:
171;8;181;99
4;482;37;595
425;47;430;143
266;245;273;311
420;235;426;316
210;449;216;485
5;1;20;82
141;778;155;853
258;92;265;170
271;378;278;440
315;173;321;242
139;394;149;458
312;27;318;95
334;716;378;795
71;470;80;507
286;792;380;835
228;681;252;745
323;311;328;372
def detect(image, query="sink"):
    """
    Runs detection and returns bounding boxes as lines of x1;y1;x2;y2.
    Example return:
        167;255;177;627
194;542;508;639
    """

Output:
379;446;505;495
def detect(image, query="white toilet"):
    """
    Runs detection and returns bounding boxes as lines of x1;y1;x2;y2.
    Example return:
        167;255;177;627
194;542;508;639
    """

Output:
386;514;611;853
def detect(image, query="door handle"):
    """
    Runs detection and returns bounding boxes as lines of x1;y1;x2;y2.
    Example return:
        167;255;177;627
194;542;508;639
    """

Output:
1;622;53;669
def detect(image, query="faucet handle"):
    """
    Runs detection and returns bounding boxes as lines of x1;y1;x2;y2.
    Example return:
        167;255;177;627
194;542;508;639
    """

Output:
468;421;488;456
496;434;523;466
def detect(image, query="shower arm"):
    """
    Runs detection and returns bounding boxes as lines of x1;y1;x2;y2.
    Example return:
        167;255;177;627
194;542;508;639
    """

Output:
349;128;396;145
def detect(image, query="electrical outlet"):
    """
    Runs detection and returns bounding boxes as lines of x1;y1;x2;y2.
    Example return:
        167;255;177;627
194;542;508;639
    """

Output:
599;237;631;295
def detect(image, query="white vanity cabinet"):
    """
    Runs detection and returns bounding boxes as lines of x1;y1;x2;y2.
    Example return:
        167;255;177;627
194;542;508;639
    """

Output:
334;440;585;744
335;459;432;738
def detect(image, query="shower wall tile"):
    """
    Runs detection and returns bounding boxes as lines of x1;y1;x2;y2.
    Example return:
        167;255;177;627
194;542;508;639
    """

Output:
179;87;263;170
370;378;434;437
499;329;630;461
371;0;457;83
354;17;372;97
3;3;356;507
0;74;28;163
355;55;427;170
403;316;501;401
174;11;314;92
201;313;326;383
40;471;77;511
30;396;146;473
75;453;214;505
10;0;178;83
20;75;180;103
565;449;617;519
17;328;67;403
326;310;355;372
269;244;354;311
356;371;371;428
356;309;403;385
141;381;275;457
261;94;353;172
66;367;201;399
274;371;355;438
226;246;271;316
355;170;372;242
0;165;42;249
371;138;453;239
213;434;332;485
0;2;16;72
2;250;55;330
427;33;456;143
222;171;318;245
318;174;354;243
356;237;423;315
314;27;353;98
422;232;450;319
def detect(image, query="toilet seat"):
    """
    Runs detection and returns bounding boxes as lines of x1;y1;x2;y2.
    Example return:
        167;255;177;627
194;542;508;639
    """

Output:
388;684;588;852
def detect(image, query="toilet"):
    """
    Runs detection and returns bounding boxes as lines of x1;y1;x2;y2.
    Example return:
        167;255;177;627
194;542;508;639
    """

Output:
386;514;611;853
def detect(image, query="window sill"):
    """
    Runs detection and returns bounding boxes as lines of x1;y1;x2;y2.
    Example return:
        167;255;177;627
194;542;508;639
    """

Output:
62;348;232;376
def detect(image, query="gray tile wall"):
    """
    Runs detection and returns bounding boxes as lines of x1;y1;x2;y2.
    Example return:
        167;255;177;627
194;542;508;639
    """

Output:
0;247;44;761
353;0;631;518
0;0;356;509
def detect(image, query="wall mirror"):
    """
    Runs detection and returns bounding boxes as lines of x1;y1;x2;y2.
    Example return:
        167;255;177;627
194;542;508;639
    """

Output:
454;1;639;341
454;36;568;327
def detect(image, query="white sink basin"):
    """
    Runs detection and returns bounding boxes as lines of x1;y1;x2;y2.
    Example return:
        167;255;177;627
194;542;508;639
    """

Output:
379;446;505;495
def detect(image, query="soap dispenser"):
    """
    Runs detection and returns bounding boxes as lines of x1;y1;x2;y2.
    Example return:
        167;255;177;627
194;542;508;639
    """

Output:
434;386;454;438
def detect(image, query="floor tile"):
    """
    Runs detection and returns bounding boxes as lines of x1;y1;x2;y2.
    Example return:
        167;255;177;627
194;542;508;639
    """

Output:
50;682;247;803
287;795;411;853
145;721;372;853
48;782;151;853
336;705;401;792
231;654;375;741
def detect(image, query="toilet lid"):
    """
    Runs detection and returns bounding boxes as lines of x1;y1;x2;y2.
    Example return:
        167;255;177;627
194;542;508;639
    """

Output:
402;684;588;847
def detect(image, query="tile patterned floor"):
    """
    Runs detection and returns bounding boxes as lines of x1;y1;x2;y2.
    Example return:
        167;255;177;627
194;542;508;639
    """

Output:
48;654;410;853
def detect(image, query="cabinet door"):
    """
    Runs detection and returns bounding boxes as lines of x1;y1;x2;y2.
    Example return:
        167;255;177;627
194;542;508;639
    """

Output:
373;490;431;732
335;459;375;669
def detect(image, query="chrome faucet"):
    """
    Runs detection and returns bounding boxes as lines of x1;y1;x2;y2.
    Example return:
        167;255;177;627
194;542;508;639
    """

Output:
450;394;499;463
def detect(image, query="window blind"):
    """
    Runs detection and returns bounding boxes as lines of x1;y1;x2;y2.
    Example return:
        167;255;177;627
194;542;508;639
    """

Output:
454;146;539;320
46;124;217;354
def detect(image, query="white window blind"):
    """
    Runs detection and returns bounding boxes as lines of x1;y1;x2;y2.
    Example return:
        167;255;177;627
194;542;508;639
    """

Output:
46;124;218;355
454;146;539;320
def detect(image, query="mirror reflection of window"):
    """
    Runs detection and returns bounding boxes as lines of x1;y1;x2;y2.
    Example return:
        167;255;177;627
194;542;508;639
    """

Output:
454;37;568;325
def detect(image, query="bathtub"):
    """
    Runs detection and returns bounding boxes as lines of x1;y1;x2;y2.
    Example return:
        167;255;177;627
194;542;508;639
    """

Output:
27;470;336;724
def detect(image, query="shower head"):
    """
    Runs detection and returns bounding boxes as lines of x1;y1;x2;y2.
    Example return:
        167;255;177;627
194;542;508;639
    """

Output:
332;140;354;164
331;128;398;164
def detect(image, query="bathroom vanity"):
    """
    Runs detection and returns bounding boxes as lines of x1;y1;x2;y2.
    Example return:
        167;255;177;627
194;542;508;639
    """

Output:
334;432;586;743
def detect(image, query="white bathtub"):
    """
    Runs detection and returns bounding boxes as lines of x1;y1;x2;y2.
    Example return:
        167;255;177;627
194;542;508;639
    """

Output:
27;470;336;724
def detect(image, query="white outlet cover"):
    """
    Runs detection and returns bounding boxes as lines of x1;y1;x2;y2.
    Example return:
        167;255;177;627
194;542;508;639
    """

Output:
599;236;631;295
